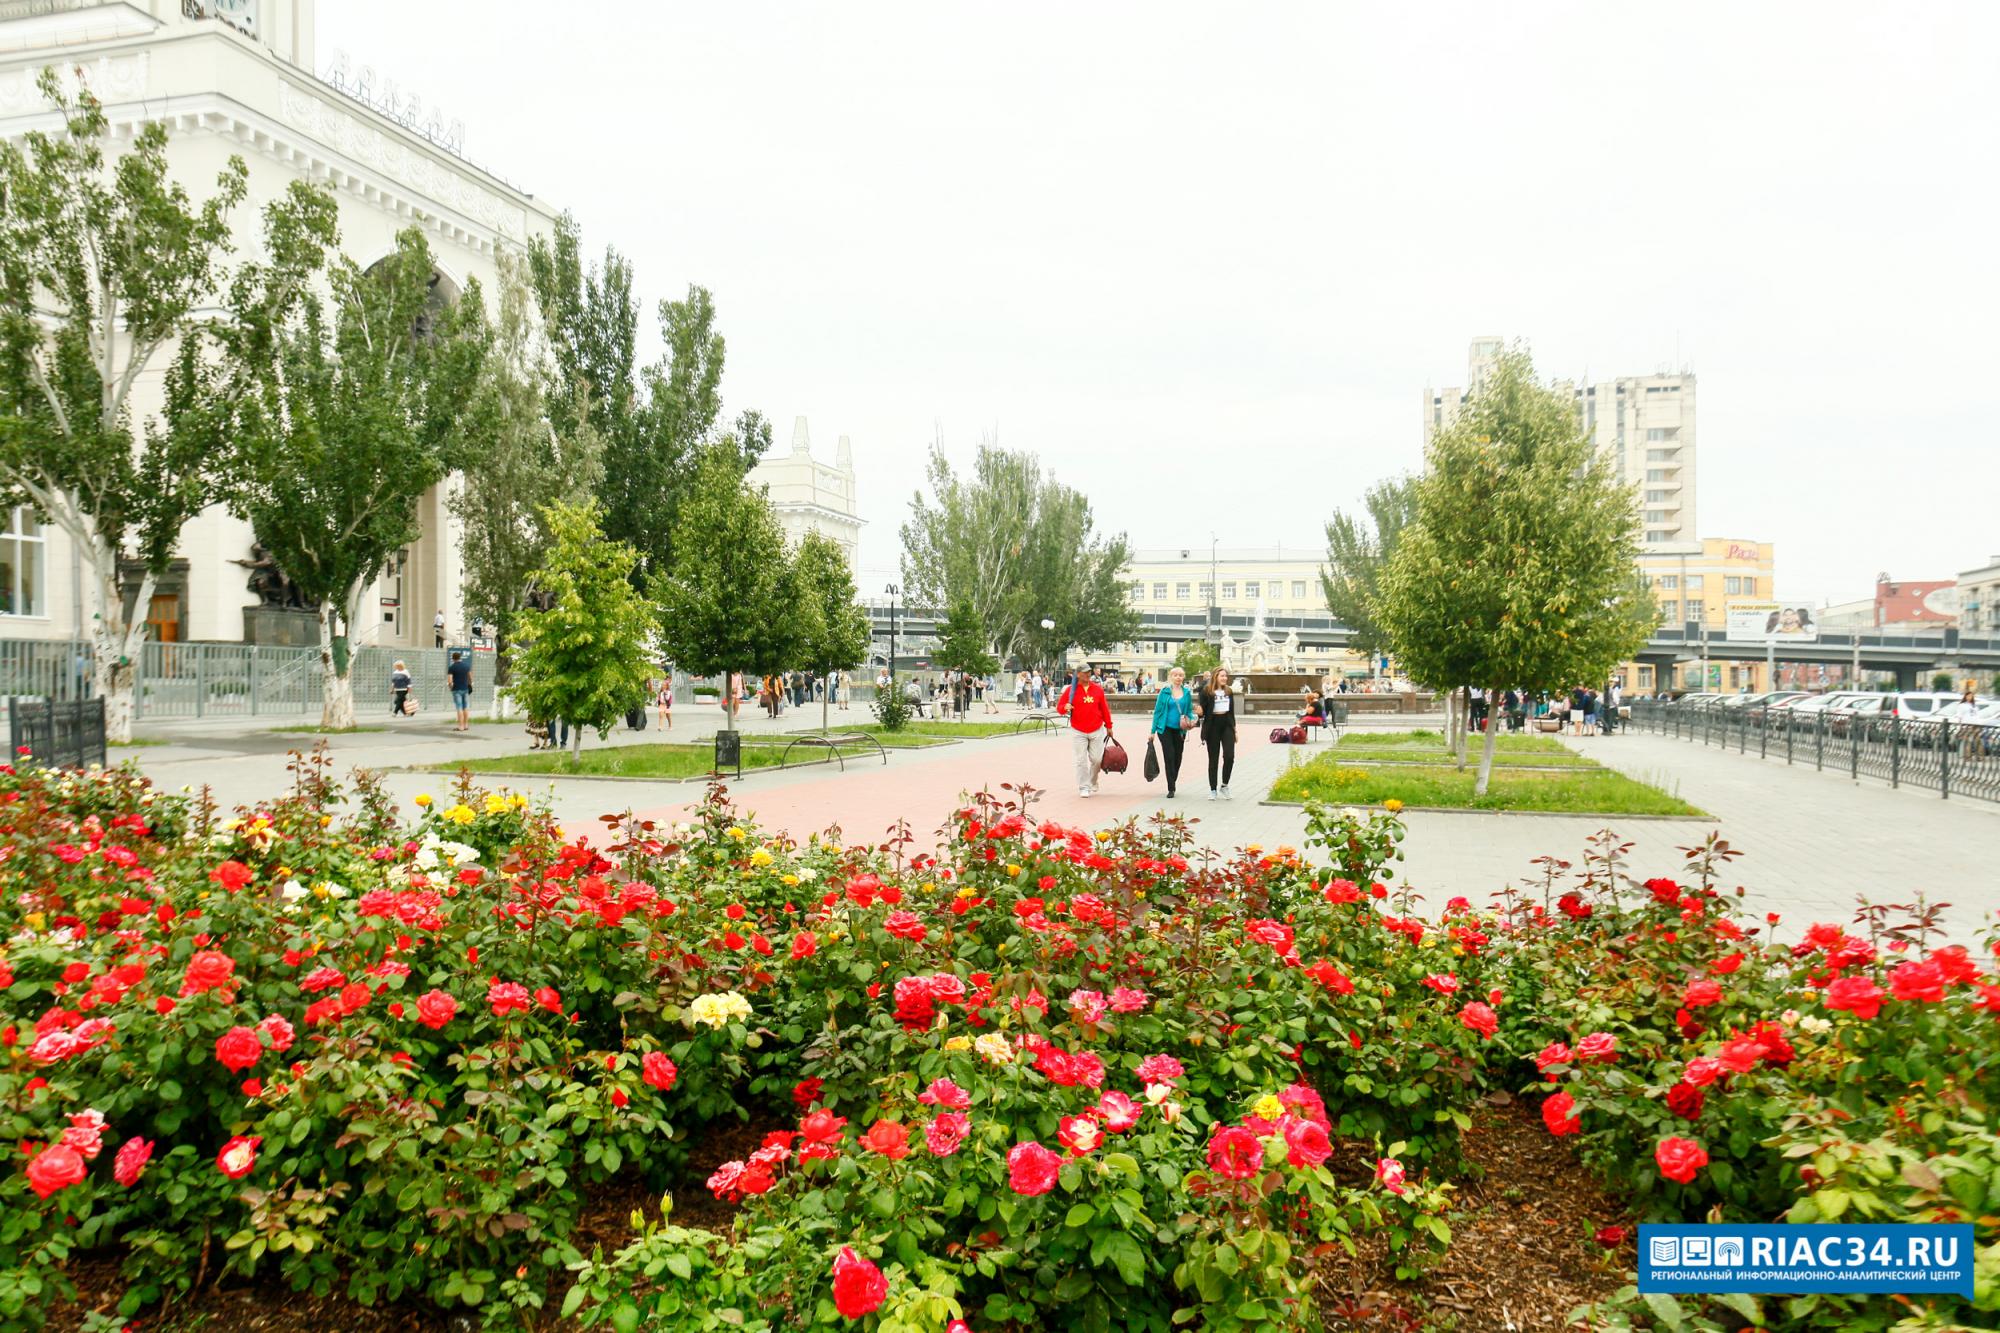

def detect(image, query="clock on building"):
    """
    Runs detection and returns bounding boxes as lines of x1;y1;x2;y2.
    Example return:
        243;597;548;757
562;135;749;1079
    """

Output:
209;0;258;36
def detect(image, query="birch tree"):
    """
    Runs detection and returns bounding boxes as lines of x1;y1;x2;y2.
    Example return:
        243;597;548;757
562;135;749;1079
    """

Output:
229;225;488;728
0;73;252;739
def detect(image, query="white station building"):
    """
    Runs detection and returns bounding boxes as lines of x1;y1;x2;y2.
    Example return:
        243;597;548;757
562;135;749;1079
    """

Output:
748;417;864;566
0;0;561;649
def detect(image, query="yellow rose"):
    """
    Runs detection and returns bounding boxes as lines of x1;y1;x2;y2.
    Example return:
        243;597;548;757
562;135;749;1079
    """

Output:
1252;1093;1284;1121
1383;798;1405;814
749;848;774;867
1006;865;1021;878
944;1036;972;1053
484;794;508;815
726;827;748;841
781;874;800;887
413;793;433;808
444;803;477;826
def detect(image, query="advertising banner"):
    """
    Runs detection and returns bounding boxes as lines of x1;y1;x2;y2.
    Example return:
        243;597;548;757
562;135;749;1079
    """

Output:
1726;602;1819;643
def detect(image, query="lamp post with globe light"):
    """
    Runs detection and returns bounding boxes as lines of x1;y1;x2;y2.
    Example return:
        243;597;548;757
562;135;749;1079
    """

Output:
886;584;900;687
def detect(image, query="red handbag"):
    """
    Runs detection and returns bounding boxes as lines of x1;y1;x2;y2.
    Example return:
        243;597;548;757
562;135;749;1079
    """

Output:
1099;737;1129;774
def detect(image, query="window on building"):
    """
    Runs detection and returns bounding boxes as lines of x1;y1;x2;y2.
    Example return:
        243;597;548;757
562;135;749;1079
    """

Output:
1645;510;1670;524
1646;468;1669;481
0;507;44;617
1645;489;1673;502
1221;582;1236;600
1645;531;1670;543
1647;448;1678;462
1686;575;1703;591
1687;599;1705;621
1658;575;1678;590
1128;581;1144;601
1291;580;1306;599
1175;582;1190;600
1152;583;1167;599
1741;577;1756;596
1244;580;1260;598
1659;600;1678;622
1639;666;1655;688
1646;427;1677;441
1198;582;1213;602
1724;576;1742;595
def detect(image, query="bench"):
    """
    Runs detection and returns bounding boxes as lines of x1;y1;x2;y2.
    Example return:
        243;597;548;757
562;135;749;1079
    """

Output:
778;731;888;771
1013;711;1062;735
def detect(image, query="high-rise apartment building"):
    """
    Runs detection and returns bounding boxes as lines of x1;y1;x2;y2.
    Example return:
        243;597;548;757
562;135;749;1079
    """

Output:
1424;338;1698;544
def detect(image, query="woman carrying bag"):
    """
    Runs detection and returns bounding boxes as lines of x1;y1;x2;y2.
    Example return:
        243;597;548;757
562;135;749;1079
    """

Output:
1148;666;1199;798
1196;667;1239;800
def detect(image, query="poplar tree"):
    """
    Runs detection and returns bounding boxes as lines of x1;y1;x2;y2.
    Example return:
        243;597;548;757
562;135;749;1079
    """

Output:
791;530;872;732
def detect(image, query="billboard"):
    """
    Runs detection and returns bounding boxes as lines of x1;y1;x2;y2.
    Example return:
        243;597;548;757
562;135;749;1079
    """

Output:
1725;602;1819;643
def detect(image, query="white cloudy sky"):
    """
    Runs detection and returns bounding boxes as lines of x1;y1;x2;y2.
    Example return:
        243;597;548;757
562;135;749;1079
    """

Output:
322;1;1999;607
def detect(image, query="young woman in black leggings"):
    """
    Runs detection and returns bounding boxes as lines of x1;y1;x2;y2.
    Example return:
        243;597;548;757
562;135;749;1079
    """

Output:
1196;666;1238;799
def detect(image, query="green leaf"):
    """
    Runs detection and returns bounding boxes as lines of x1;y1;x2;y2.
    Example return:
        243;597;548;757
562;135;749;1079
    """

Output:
1641;1292;1687;1331
664;1252;693;1280
1064;1203;1095;1228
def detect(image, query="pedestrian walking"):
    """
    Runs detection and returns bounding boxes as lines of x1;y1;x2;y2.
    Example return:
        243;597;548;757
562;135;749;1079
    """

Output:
1031;670;1046;710
447;650;474;732
1057;664;1115;797
1603;679;1622;736
1196;667;1239;799
433;609;446;649
656;673;674;730
1149;665;1199;798
390;660;413;717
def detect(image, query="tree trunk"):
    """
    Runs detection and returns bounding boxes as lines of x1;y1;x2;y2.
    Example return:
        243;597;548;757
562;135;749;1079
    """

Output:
88;546;147;743
1455;686;1470;768
727;672;739;733
571;721;583;761
318;600;356;730
1473;685;1502;796
822;678;830;732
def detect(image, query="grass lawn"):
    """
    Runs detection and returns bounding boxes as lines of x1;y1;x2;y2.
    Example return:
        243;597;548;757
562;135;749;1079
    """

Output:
1338;729;1576;754
1269;755;1705;816
268;724;389;735
109;738;168;748
442;743;794;780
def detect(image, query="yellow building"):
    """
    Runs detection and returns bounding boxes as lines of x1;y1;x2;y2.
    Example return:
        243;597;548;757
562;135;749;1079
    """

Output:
1628;538;1779;694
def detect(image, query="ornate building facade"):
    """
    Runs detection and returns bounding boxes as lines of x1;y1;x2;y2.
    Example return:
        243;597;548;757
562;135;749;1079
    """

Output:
0;0;560;647
748;417;863;565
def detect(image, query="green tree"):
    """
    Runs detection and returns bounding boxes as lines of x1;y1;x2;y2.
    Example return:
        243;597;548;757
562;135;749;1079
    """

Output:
655;450;801;735
791;530;872;731
1377;346;1654;795
229;226;488;728
900;437;1139;668
611;285;726;585
509;502;656;761
1173;639;1221;681
0;73;275;740
450;247;602;699
1322;475;1416;668
526;212;637;450
936;597;1000;681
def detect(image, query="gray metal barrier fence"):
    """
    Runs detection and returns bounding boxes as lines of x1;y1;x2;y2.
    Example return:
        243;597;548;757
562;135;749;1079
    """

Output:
1630;700;2000;803
0;638;495;724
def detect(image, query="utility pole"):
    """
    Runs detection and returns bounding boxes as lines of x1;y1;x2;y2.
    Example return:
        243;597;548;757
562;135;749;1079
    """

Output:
1209;534;1220;649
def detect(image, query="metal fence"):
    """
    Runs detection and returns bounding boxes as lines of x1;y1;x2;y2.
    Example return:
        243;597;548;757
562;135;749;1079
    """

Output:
0;639;496;723
8;696;107;769
1629;700;2000;803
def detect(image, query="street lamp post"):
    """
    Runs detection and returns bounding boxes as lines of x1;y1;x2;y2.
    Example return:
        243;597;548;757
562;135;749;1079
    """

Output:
1209;534;1219;650
886;584;900;687
1040;618;1058;683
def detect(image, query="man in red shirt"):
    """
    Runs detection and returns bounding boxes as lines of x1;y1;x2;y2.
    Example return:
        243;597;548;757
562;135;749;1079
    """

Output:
1056;665;1114;797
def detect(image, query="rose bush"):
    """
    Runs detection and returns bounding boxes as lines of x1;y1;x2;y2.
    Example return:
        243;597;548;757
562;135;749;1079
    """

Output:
3;755;1994;1332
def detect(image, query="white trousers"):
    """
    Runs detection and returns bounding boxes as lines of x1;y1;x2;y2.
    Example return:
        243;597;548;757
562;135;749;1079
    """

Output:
1071;726;1107;791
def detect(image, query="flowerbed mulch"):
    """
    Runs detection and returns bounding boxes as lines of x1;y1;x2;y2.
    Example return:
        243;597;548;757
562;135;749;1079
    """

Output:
1318;1097;1626;1332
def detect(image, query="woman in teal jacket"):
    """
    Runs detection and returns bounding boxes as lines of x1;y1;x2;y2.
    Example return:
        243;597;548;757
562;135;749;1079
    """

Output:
1149;666;1199;798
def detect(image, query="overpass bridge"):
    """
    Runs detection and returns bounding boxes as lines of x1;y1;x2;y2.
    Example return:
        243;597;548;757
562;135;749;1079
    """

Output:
862;603;2000;688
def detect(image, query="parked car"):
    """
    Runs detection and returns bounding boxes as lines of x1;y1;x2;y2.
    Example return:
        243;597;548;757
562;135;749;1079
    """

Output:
1783;691;1870;719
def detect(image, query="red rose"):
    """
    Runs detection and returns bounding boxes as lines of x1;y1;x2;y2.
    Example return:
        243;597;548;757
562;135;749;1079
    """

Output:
1889;960;1945;1004
1717;1037;1765;1074
830;1246;888;1320
858;1120;910;1160
1681;979;1722;1009
213;1025;264;1073
1206;1125;1265;1180
1654;1136;1708;1184
1283;1116;1333;1167
642;1051;678;1091
789;931;818;960
1007;1140;1063;1195
488;981;531;1016
1595;1225;1626;1248
1541;1091;1581;1136
415;989;457;1030
216;1134;260;1179
1710;952;1744;975
1683;1056;1723;1087
113;1136;153;1187
925;1112;970;1157
792;1077;824;1109
1576;1031;1618;1063
1459;1001;1498;1039
1666;1081;1705;1121
26;1144;86;1199
1058;1114;1102;1156
534;986;563;1013
182;949;235;995
1322;879;1360;904
209;860;254;892
1824;975;1884;1020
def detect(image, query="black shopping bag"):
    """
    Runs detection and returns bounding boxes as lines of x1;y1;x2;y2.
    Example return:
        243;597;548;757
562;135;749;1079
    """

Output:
1143;737;1161;783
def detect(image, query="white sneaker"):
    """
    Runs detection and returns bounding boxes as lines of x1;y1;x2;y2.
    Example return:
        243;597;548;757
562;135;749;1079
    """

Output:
1206;790;1216;801
1079;788;1093;798
1220;785;1232;800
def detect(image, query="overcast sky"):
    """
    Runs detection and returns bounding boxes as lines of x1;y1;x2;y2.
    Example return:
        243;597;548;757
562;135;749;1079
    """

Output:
321;1;1999;607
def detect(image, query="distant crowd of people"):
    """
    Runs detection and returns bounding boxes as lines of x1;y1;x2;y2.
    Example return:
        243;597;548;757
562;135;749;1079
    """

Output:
1464;682;1627;736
